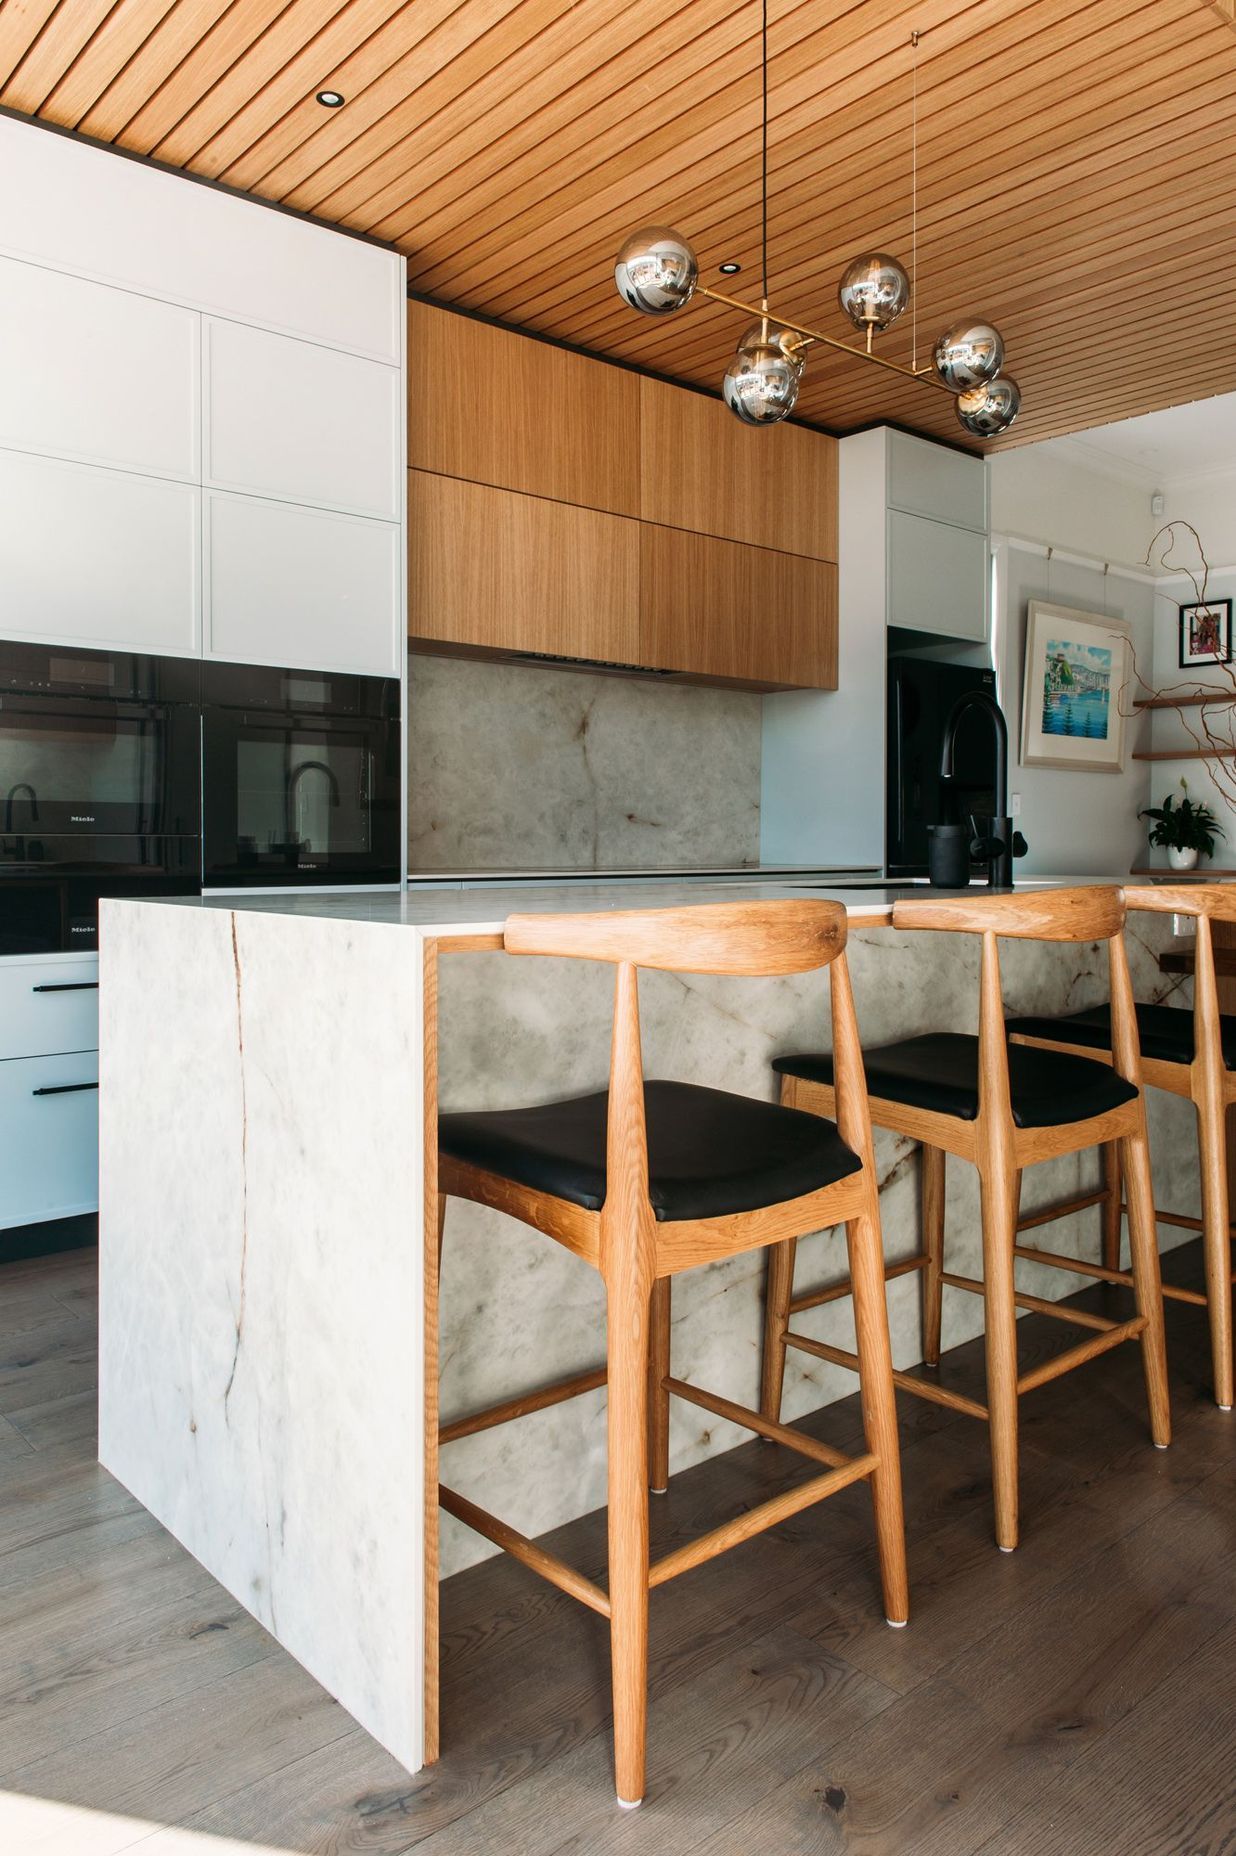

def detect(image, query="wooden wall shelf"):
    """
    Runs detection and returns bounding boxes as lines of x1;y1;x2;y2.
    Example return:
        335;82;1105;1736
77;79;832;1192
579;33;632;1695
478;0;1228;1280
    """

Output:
1132;748;1236;762
1134;692;1236;710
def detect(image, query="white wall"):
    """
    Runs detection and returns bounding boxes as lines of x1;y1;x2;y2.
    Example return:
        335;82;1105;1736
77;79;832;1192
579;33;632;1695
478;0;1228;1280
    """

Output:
988;440;1155;569
1162;468;1236;566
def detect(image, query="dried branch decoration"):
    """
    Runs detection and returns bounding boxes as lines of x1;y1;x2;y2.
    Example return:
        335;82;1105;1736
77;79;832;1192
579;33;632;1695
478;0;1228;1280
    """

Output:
1125;522;1236;819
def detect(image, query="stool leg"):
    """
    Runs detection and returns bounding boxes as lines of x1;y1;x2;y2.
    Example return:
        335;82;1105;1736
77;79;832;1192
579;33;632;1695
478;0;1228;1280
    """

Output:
1101;1142;1123;1274
761;1239;796;1424
606;1261;651;1808
649;1278;671;1491
1195;1091;1234;1410
436;1194;447;1269
921;1143;945;1368
1121;1116;1172;1448
846;1197;909;1625
978;1157;1020;1552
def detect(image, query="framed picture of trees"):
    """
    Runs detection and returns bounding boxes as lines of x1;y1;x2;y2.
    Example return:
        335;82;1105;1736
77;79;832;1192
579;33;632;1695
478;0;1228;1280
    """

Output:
1019;601;1130;773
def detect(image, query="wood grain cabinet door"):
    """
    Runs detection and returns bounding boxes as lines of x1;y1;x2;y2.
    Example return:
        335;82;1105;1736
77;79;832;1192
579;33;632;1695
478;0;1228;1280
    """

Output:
409;472;639;664
639;378;837;563
639;524;838;691
408;303;639;516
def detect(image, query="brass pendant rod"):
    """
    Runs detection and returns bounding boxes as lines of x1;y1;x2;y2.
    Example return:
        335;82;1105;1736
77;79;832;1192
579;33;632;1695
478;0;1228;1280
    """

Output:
695;284;951;393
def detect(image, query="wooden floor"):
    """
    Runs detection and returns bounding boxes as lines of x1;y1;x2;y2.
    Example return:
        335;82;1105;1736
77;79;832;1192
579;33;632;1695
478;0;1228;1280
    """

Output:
0;1240;1233;1854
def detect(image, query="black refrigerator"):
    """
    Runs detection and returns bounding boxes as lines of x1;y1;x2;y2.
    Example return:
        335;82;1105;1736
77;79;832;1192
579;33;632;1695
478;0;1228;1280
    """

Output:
886;657;998;878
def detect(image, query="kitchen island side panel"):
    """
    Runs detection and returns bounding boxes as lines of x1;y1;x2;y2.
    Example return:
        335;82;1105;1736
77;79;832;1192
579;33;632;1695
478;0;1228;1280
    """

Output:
97;899;427;1773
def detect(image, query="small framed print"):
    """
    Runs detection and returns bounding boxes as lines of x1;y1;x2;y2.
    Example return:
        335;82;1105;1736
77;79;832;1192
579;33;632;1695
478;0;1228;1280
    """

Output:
1179;598;1233;669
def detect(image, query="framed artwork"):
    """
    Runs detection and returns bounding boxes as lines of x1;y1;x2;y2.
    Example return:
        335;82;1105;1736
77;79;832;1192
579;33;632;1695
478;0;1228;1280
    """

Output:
1178;597;1232;669
1019;601;1130;774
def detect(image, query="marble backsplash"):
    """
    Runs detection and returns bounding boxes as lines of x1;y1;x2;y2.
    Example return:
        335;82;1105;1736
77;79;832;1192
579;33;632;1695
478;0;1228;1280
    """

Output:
437;908;1201;1578
408;653;762;870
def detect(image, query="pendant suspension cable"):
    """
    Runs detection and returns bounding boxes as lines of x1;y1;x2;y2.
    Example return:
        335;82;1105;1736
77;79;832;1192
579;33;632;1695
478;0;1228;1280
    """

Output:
761;0;769;302
911;28;919;374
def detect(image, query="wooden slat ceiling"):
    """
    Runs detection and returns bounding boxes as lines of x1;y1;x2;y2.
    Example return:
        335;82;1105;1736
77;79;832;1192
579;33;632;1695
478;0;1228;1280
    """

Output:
3;0;1235;451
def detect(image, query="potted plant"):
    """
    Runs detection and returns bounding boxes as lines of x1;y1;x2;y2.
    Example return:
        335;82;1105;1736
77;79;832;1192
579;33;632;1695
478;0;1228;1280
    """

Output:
1140;779;1224;871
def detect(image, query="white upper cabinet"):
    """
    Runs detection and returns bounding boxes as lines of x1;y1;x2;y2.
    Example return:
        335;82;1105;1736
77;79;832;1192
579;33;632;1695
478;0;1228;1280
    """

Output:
887;509;988;640
0;116;401;363
204;320;400;520
0;450;200;655
887;429;988;533
206;492;399;675
0;256;198;481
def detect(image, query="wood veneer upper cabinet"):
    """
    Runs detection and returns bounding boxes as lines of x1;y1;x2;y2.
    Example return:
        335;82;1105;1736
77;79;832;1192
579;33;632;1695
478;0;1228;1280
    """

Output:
409;471;639;664
638;378;837;563
407;303;639;516
639;525;837;692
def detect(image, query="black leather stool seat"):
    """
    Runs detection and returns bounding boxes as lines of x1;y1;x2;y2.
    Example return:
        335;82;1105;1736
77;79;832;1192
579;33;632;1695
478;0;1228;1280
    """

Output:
773;1033;1138;1129
1006;1001;1236;1070
439;1079;863;1222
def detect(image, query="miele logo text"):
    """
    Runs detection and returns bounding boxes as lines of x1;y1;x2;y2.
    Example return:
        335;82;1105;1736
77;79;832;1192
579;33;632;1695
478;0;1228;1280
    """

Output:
70;815;95;823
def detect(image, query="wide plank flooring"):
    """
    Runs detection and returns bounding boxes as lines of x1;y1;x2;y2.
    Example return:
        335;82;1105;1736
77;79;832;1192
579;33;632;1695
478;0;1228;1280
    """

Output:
0;1237;1232;1854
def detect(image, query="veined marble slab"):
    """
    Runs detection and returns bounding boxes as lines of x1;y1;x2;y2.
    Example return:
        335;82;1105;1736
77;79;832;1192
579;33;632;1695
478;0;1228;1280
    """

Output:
97;876;1199;1778
98;900;427;1774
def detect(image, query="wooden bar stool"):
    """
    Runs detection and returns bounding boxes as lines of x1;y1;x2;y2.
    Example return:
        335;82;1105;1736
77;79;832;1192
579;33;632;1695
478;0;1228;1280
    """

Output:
761;887;1171;1555
1007;882;1236;1410
436;900;907;1808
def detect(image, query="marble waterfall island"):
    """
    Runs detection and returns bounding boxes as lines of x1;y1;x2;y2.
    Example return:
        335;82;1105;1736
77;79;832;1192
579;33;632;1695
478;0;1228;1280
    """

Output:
96;881;1197;1777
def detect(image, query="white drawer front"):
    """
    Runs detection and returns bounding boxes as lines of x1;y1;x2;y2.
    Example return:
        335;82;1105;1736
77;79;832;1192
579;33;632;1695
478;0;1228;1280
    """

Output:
0;959;99;1061
0;1050;99;1228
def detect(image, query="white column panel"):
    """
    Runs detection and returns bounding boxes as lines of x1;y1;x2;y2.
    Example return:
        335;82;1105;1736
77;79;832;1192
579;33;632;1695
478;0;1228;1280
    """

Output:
204;319;400;519
0;255;199;480
206;491;399;674
0;450;200;654
0;115;401;363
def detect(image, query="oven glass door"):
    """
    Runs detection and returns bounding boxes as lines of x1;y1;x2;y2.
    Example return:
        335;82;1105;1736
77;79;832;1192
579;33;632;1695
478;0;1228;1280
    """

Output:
0;697;200;840
203;714;400;884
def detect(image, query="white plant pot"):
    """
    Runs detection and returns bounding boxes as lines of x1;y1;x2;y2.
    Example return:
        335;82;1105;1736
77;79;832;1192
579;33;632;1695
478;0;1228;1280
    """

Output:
1168;846;1199;871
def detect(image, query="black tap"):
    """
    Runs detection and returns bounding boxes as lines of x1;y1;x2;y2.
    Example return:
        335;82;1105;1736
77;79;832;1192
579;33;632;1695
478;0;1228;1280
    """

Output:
939;689;1025;888
3;782;39;833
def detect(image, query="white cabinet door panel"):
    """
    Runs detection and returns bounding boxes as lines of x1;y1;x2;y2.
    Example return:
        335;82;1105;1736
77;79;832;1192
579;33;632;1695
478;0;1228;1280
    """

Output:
0;450;201;654
205;320;400;519
888;510;988;640
0;257;198;480
0;957;99;1062
206;492;399;674
0;1050;99;1228
0;115;402;363
887;430;987;533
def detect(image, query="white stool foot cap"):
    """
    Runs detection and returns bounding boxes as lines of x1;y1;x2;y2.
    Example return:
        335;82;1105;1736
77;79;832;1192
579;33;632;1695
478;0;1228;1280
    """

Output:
1219;1405;1233;1413
885;1616;908;1629
997;1543;1016;1553
650;1485;668;1496
617;1797;643;1811
1153;1441;1169;1449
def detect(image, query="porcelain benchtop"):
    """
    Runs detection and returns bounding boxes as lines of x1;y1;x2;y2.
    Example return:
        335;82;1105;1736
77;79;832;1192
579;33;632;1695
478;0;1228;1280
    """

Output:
140;874;1159;942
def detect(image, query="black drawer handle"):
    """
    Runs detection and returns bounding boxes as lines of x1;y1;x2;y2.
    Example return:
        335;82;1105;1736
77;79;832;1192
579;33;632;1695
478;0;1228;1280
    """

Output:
32;1081;99;1097
32;982;99;994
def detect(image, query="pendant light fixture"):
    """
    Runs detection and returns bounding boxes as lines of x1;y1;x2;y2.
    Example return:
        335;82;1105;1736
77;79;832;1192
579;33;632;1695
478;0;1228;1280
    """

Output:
614;18;1021;439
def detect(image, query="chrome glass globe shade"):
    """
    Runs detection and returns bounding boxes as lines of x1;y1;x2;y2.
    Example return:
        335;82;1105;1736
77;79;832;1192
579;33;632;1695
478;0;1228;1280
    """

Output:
722;334;802;424
734;318;807;374
932;320;1005;394
614;226;698;314
837;252;910;332
956;375;1021;437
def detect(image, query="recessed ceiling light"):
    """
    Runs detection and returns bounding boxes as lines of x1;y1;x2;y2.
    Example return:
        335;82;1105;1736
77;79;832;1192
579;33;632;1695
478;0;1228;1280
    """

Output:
315;89;345;108
719;261;742;275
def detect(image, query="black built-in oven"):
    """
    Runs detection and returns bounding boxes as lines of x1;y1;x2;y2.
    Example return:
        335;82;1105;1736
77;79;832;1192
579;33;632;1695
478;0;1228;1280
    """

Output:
0;643;202;954
200;661;400;887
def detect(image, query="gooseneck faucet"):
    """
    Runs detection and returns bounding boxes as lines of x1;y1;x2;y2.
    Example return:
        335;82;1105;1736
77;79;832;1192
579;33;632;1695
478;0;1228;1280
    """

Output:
940;689;1019;888
3;782;39;833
